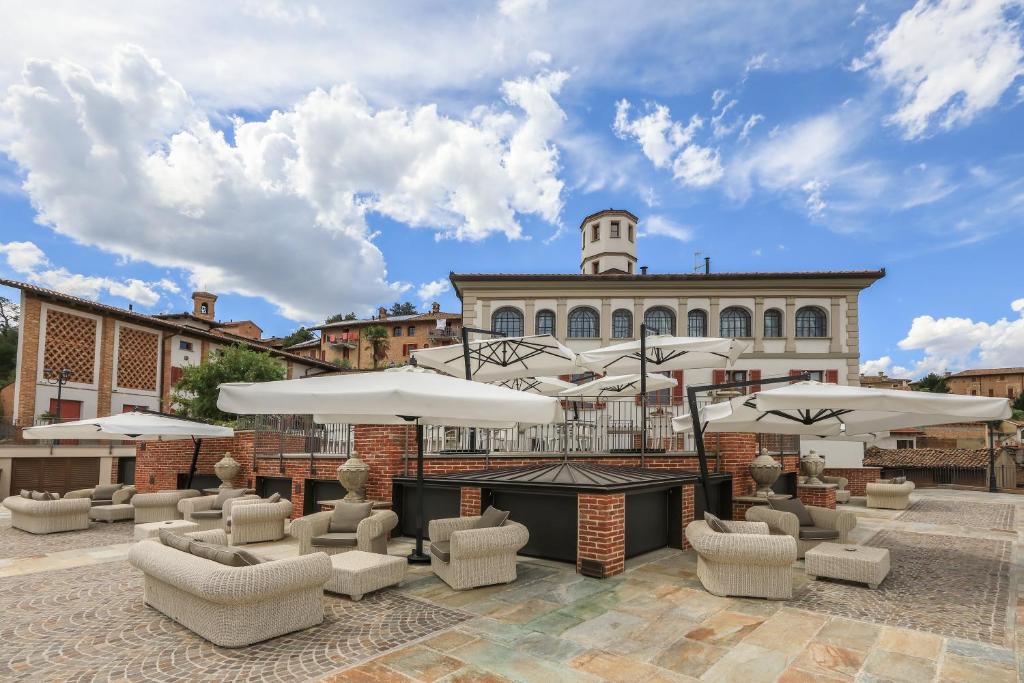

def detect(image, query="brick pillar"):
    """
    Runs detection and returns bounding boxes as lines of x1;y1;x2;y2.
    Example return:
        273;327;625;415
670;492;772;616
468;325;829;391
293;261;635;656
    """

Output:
96;318;115;417
354;424;416;503
577;492;625;577
15;295;42;425
732;500;763;520
797;484;837;509
715;433;759;498
460;486;481;516
680;483;695;549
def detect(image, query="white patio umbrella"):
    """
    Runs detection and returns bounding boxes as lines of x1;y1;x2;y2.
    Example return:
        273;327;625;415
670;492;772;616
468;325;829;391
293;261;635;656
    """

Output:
578;335;747;374
559;373;677;398
493;376;575;395
411;334;579;382
672;396;883;439
383;365;436;373
22;411;234;489
217;372;562;561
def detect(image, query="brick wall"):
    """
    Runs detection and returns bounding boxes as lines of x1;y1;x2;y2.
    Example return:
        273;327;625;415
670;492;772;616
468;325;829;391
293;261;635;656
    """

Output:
354;424;416;502
797;484;837;509
680;483;695;549
714;433;760;497
460;486;481;517
822;467;882;496
135;435;239;492
577;492;625;577
15;295;42;425
96;316;115;416
732;500;764;520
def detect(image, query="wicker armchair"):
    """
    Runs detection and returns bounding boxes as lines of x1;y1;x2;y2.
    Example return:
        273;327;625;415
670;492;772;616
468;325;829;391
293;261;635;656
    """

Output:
291;509;398;556
64;483;130;507
428;516;529;590
745;505;856;558
2;495;91;534
229;499;293;545
820;475;851;503
128;528;332;648
866;480;915;510
685;520;797;600
132;489;201;524
178;494;261;531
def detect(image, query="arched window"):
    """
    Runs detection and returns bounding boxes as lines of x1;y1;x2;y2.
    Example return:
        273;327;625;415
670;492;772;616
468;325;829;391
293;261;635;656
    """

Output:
535;309;555;336
720;307;751;337
687;309;707;337
796;307;827;337
644;307;676;335
568;307;599;338
491;307;524;337
200;303;208;315
611;309;632;338
764;309;783;338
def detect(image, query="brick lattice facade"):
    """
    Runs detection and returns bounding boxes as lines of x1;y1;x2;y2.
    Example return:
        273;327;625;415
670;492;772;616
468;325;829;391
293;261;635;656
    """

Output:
43;309;97;385
577;492;626;577
115;326;160;391
822;467;882;496
797;484;837;509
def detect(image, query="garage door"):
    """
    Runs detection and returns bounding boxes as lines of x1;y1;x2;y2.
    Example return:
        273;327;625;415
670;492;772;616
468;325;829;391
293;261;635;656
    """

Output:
11;457;101;496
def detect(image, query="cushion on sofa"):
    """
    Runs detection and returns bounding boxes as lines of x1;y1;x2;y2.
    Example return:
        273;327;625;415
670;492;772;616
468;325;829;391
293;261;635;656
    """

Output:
267;492;282;503
31;491;57;501
93;483;123;500
891;476;907;485
158;528;193;552
311;532;358;548
430;540;451;563
329;502;373;533
212;488;247;510
473;506;510;529
189;541;262;567
798;526;841;541
20;489;31;499
189;510;224;520
704;512;731;533
768;497;815;526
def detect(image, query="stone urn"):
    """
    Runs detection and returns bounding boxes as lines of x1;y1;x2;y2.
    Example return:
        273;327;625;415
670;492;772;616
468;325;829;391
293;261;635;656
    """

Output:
213;453;241;489
337;455;370;503
800;450;826;485
749;453;782;497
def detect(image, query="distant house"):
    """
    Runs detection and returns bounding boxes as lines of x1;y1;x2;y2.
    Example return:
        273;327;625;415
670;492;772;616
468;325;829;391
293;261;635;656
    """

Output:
945;367;1024;400
864;446;1019;490
861;372;911;390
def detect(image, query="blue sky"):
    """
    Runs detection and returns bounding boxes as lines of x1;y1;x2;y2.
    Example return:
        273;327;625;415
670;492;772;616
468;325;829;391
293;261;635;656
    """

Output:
0;0;1021;378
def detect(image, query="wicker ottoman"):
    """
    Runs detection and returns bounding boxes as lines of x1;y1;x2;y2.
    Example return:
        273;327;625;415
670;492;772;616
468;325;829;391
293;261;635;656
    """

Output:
325;551;406;601
805;542;890;589
835;490;851;504
90;504;134;523
134;519;200;541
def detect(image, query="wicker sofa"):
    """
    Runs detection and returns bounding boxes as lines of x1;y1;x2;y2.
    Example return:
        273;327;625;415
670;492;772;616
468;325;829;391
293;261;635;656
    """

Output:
820;475;851;504
178;493;261;531
291;509;398;556
2;495;91;534
428;516;529;590
132;489;201;524
745;504;856;558
685;520;798;600
128;529;332;648
866;479;915;510
65;483;135;507
228;498;293;545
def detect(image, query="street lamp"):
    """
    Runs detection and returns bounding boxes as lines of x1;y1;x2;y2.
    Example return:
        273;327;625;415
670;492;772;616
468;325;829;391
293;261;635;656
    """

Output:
42;367;73;422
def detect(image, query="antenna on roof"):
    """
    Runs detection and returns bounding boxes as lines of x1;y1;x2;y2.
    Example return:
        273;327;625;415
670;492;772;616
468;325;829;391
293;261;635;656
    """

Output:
692;251;704;274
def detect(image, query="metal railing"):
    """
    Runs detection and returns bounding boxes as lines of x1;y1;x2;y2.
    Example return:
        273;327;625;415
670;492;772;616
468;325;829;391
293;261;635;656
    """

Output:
239;414;351;457
427;327;461;340
882;465;1022;491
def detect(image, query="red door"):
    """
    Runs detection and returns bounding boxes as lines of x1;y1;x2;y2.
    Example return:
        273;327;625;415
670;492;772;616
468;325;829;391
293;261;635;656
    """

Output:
48;398;82;445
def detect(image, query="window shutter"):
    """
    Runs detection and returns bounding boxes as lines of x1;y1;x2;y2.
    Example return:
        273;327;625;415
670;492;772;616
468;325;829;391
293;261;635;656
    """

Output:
170;366;183;387
749;369;762;394
825;369;839;384
671;370;684;404
712;369;726;385
789;369;803;384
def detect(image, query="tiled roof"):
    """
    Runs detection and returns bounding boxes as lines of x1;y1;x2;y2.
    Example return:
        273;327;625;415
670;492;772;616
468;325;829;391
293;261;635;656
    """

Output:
864;446;989;468
948;367;1024;378
450;269;886;281
319;310;461;330
285;338;321;350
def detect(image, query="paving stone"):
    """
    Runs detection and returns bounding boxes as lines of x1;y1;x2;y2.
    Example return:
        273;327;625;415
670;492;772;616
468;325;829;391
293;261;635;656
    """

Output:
378;645;466;682
559;610;646;649
939;653;1016;682
897;499;1015;531
876;627;942;659
698;643;790;683
568;649;694;683
0;521;134;559
653;637;729;678
741;609;827;654
861;649;936;682
792;641;866;678
814;618;881;652
683;610;764;647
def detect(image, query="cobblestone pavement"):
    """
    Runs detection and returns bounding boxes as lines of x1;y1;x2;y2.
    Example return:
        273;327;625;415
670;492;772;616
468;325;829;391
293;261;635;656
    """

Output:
0;560;471;682
0;520;134;559
897;498;1016;531
790;528;1012;644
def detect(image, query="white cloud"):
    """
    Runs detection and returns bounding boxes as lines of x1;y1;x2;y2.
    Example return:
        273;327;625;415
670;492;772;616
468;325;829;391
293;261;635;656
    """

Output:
711;89;729;110
672;145;724;187
3;47;568;320
416;279;450;304
0;240;164;307
498;0;548;20
801;179;829;218
738;113;764;141
743;52;769;78
641;215;693;242
711;99;739;138
893;298;1024;375
855;0;1024;138
614;99;722;188
860;356;893;376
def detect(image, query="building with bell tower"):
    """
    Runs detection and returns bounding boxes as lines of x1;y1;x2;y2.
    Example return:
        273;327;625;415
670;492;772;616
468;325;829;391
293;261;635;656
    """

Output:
579;209;638;275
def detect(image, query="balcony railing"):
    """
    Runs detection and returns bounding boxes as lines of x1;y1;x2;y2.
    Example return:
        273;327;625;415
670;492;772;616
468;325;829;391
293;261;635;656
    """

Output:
427;327;461;340
239;414;352;457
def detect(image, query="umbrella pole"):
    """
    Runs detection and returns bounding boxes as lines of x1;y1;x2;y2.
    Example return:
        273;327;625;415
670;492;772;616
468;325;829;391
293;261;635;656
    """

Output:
686;386;713;509
409;419;430;564
640;323;647;467
988;422;997;493
186;437;201;490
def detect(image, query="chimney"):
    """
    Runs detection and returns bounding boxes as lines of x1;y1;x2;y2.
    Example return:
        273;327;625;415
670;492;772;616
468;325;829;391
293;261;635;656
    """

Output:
377;306;388;320
640;265;648;275
704;256;710;274
431;302;441;314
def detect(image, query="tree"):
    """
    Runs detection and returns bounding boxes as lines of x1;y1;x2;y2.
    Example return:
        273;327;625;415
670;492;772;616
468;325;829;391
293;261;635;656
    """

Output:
0;296;19;386
171;344;285;421
331;358;353;370
1013;393;1024;419
915;372;949;393
361;325;390;369
281;326;315;347
389;302;418;316
324;312;357;324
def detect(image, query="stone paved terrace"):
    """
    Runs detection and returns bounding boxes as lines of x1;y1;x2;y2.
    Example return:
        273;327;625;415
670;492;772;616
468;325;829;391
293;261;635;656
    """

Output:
0;488;1022;682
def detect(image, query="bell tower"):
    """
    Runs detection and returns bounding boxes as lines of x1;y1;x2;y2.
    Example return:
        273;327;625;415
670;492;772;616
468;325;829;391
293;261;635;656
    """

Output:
191;291;217;320
580;209;638;275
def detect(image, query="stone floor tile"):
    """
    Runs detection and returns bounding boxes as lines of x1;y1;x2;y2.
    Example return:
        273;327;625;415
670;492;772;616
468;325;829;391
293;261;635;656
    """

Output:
939;653;1016;682
664;589;733;622
523;609;584;636
740;608;827;654
482;598;561;624
514;631;586;664
814;617;882;652
559;610;646;649
435;665;516;683
876;627;943;660
568;649;697;683
791;641;866;678
698;643;790;683
861;649;936;682
683;611;765;647
653;637;729;678
322;661;414;682
458;617;530;647
777;666;851;683
422;629;479;652
452;638;598;682
944;638;1016;665
378;644;466;682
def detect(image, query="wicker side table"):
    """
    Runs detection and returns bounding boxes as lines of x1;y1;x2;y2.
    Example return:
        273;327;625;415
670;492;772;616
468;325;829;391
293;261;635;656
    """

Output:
325;550;406;601
134;519;201;541
805;542;890;589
